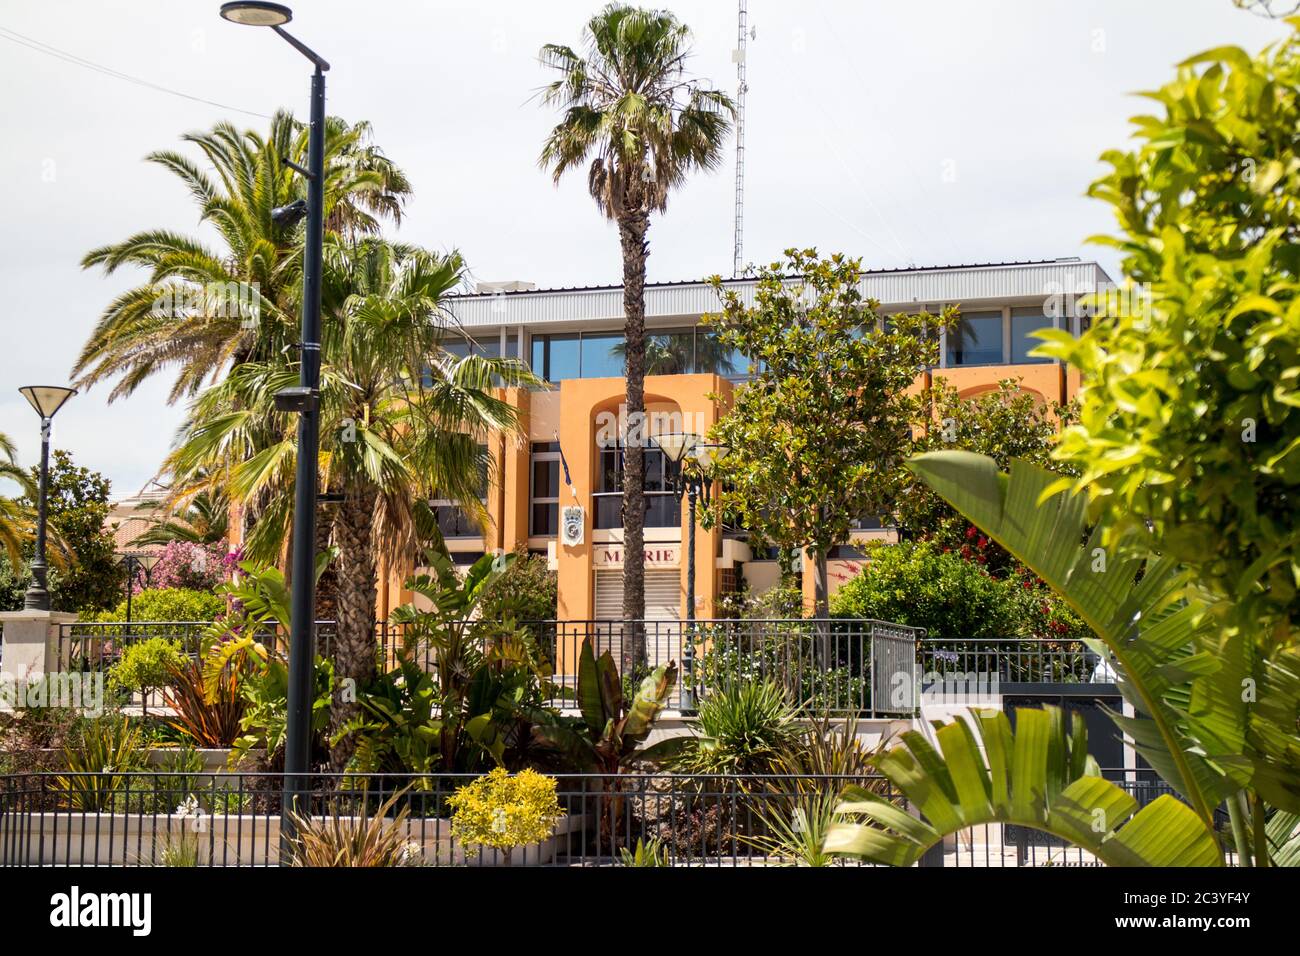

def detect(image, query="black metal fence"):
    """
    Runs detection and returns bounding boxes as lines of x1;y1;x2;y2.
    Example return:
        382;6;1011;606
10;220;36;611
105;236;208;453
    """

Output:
531;619;923;716
0;768;1221;868
919;637;1105;686
52;620;1118;715
0;771;893;868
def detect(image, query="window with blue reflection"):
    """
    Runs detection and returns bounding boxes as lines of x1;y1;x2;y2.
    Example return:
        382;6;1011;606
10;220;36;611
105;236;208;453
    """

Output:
946;312;1003;366
1011;308;1053;364
645;328;695;374
530;334;581;382
580;332;625;378
695;328;747;378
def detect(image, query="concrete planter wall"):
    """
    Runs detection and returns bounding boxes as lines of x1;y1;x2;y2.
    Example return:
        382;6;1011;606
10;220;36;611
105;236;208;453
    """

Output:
1;811;584;867
31;748;263;773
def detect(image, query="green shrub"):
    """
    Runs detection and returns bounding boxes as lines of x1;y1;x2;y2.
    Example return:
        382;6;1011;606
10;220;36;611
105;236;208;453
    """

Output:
477;546;557;623
108;637;183;712
676;680;802;775
92;587;225;624
55;714;149;810
447;768;565;859
830;541;1022;641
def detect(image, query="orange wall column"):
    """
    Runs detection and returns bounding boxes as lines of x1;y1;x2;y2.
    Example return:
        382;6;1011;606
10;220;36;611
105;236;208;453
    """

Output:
500;387;531;554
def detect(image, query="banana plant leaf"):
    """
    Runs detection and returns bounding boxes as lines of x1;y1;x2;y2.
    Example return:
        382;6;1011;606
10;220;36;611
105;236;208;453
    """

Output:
906;451;1268;825
825;706;1223;867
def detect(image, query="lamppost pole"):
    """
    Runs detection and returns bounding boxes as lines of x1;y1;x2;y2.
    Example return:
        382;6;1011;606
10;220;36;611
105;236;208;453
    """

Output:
27;418;52;610
652;435;729;713
18;386;76;612
218;2;329;855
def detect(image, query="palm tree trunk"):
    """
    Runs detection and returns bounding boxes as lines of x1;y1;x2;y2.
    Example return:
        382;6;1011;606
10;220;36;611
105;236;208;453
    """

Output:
328;490;378;771
618;212;649;668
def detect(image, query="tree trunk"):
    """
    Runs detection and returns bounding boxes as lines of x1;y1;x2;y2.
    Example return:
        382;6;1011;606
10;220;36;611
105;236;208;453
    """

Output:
328;490;378;771
618;212;649;667
811;546;830;618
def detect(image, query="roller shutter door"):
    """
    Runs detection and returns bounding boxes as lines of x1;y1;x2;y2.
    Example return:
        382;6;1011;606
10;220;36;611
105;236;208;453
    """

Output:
593;569;682;672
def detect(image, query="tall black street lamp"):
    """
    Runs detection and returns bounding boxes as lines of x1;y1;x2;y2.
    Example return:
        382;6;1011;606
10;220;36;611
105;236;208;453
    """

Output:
653;433;730;711
219;1;329;842
18;386;76;612
118;552;160;623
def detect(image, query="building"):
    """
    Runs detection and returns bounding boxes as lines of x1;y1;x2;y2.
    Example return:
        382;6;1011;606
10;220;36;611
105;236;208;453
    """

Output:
375;257;1115;623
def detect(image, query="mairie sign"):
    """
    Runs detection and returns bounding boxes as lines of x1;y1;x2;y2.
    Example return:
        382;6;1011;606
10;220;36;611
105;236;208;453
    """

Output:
591;545;680;569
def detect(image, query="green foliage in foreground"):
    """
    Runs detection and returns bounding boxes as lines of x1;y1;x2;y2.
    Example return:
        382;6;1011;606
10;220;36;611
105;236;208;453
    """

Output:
826;706;1222;867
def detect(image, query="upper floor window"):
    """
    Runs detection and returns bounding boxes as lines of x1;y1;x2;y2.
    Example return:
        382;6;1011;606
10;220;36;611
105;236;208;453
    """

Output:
528;328;752;383
1011;307;1053;364
946;311;1003;367
593;444;681;529
430;447;489;539
530;442;561;537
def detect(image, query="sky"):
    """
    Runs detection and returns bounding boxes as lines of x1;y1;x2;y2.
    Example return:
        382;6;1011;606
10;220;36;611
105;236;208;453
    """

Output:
0;0;1289;500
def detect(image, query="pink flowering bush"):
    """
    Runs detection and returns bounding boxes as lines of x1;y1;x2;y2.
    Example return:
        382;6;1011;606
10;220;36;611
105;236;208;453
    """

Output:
135;541;232;594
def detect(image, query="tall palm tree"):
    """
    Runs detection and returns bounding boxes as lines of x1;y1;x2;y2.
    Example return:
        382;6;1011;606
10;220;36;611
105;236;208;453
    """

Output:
539;4;734;632
0;431;35;565
167;238;537;767
75;112;410;403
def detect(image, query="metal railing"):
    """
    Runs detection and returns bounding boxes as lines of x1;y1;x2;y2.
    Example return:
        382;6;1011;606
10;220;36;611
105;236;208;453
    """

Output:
0;769;1231;868
529;619;923;716
45;620;1122;714
918;637;1106;686
51;621;339;708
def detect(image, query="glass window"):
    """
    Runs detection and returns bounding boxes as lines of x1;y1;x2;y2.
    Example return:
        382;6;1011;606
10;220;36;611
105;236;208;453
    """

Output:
530;334;581;382
580;332;625;379
695;328;748;379
947;311;1003;366
593;445;681;529
430;447;488;538
1011;308;1053;364
646;328;695;375
529;442;561;537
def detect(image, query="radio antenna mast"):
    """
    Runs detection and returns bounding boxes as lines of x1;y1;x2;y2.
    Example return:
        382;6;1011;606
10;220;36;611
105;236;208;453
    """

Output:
732;0;752;278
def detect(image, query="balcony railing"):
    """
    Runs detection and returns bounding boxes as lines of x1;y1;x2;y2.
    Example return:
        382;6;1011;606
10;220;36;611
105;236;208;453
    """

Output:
592;491;681;529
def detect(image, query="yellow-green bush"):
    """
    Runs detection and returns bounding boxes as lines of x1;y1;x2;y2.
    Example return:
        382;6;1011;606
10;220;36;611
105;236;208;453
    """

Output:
447;768;565;858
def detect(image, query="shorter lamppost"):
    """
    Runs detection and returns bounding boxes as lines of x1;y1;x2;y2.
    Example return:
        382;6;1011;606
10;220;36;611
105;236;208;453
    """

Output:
119;552;160;623
652;433;730;711
18;386;76;611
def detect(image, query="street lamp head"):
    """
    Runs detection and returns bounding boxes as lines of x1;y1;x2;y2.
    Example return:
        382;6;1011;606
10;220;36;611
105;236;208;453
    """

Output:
652;432;700;465
19;385;76;420
219;1;292;26
271;198;309;227
691;442;732;475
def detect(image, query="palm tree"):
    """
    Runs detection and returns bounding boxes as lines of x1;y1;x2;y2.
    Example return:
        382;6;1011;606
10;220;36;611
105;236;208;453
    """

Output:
75;112;410;403
539;3;734;635
167;239;538;767
0;431;35;565
130;486;229;548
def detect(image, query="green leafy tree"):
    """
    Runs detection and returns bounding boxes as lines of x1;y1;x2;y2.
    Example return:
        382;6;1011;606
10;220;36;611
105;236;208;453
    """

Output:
874;451;1300;867
13;450;124;615
539;3;735;630
703;249;950;616
1037;29;1300;631
898;379;1074;575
